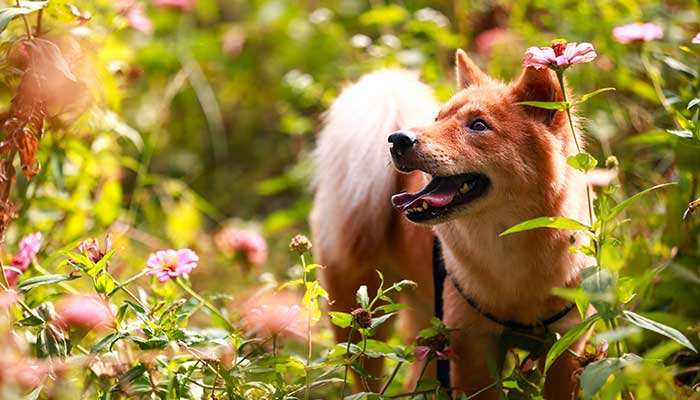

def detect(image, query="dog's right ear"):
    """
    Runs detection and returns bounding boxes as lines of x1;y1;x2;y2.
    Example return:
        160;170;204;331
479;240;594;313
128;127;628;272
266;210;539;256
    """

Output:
455;49;487;89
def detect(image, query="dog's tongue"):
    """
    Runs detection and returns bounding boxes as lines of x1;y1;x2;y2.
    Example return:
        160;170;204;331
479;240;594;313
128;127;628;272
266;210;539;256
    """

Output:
391;183;457;210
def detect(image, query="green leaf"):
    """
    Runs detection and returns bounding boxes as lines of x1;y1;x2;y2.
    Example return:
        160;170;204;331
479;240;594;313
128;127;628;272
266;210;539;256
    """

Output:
359;4;408;26
356;285;369;308
0;2;47;34
16;314;43;327
95;179;123;226
329;312;353;329
95;273;116;294
304;263;322;273
567;152;598;172
580;353;641;400
375;303;406;314
606;182;675;220
688;98;700;110
516;100;568;110
622;310;697;352
581;267;615;318
92;331;128;353
662;56;697;77
500;216;591;237
369;312;396;330
552;287;590;320
24;387;42;400
17;274;78;292
116;364;147;388
544;314;601;373
666;129;693;138
385;279;417;293
576;88;616;105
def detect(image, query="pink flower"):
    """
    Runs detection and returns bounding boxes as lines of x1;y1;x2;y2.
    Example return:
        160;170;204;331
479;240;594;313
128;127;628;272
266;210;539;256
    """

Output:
153;0;196;11
693;33;700;45
4;232;41;286
474;28;509;58
215;227;267;266
222;27;246;57
0;290;17;310
4;268;21;287
56;295;113;331
12;232;41;271
145;248;199;282
613;23;663;44
523;40;597;70
15;360;50;387
586;169;618;187
116;1;153;34
413;345;452;361
78;235;112;264
241;291;306;338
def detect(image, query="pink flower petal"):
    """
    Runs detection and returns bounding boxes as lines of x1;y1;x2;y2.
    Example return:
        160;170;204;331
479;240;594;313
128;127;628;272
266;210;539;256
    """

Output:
613;23;663;44
413;346;431;361
144;248;199;282
56;295;114;330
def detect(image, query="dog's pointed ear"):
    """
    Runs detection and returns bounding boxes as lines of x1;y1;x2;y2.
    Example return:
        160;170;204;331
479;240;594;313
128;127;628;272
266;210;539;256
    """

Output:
455;49;486;89
511;67;566;127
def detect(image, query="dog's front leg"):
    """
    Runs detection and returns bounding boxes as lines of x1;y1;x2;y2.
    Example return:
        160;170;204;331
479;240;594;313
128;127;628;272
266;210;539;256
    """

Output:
448;330;502;399
444;282;503;399
541;333;588;400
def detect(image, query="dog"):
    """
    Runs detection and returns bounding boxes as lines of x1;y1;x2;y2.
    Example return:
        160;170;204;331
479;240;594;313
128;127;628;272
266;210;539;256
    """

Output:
311;50;591;399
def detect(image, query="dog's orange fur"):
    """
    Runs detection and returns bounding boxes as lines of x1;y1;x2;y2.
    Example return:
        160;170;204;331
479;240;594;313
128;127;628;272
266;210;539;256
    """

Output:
312;51;591;399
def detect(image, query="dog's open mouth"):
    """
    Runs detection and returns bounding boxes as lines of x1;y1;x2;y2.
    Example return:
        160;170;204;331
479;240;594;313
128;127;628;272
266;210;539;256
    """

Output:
391;173;490;222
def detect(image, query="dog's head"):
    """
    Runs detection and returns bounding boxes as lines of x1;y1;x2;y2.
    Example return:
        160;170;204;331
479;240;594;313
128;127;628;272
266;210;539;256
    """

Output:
390;49;574;225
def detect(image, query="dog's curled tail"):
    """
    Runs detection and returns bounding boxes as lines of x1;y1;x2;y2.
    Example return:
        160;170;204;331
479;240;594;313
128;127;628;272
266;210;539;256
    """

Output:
311;69;438;263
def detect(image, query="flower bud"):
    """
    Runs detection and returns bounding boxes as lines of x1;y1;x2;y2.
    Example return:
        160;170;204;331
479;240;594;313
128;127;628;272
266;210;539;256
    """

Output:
605;155;619;169
351;308;372;329
289;234;312;254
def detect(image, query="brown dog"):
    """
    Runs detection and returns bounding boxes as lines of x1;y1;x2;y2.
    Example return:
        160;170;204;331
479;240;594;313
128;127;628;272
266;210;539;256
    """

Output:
311;50;591;399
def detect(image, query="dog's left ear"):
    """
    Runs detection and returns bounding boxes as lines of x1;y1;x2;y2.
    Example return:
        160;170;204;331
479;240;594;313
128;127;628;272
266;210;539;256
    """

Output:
510;67;566;127
455;49;487;89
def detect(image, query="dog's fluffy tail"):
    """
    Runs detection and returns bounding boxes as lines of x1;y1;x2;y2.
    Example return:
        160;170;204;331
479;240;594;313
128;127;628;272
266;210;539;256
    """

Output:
311;69;438;263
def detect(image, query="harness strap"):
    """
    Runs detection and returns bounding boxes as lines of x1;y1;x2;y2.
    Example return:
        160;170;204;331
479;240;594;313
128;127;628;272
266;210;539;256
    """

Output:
431;237;575;389
432;238;451;390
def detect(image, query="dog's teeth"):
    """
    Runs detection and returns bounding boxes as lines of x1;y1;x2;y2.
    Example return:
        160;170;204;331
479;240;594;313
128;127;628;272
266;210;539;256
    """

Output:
422;201;428;209
459;183;470;194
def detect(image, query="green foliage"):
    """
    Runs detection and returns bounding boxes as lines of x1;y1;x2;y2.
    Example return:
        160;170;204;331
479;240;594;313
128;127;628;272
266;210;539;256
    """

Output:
0;0;697;399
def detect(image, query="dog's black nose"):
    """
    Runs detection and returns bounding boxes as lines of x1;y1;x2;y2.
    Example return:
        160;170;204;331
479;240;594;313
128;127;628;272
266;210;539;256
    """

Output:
388;130;416;157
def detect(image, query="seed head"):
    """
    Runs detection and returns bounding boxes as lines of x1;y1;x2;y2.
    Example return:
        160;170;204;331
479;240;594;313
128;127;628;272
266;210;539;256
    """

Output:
289;234;312;254
351;308;372;328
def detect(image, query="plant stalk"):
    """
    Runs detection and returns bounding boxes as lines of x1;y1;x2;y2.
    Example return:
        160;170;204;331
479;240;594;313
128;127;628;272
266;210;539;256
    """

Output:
556;70;594;226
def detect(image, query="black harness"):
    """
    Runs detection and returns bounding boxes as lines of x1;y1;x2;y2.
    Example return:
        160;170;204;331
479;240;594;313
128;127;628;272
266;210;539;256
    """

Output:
432;237;575;390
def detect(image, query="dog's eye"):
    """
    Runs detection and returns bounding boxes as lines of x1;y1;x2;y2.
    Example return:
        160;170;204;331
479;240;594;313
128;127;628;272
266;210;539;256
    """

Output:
467;118;490;132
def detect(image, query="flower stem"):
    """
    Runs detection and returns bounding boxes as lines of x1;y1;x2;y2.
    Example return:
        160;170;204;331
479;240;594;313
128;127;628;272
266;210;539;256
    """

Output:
175;278;236;332
640;47;675;117
301;253;312;400
340;326;355;399
556;70;594;226
107;269;148;297
416;356;432;400
381;361;403;395
15;0;33;39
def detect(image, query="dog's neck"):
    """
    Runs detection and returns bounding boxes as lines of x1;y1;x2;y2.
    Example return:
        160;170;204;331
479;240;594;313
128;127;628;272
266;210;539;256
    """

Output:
434;166;590;321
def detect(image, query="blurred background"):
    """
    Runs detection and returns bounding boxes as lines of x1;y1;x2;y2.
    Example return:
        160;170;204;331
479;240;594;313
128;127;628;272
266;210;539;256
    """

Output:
0;0;699;397
1;0;699;349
